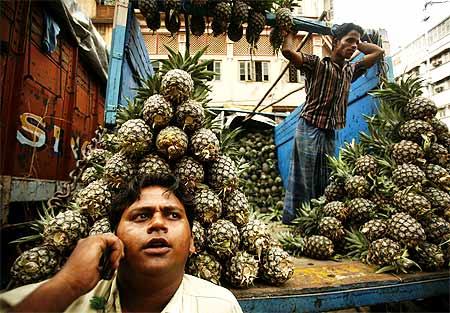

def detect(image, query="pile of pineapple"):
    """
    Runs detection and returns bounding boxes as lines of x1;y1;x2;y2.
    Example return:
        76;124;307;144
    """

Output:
280;76;450;273
8;48;294;290
138;0;298;53
239;130;285;220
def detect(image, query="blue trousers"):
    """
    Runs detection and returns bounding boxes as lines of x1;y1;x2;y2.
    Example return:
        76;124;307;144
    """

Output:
282;118;335;224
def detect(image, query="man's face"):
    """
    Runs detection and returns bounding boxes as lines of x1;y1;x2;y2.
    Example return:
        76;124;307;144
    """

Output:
116;186;194;276
334;30;361;59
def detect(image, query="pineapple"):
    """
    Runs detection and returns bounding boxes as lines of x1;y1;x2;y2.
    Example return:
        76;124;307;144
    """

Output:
360;219;388;242
391;163;426;188
391;140;424;165
89;217;112;236
367;238;402;266
240;219;271;259
430;117;449;137
192;187;222;225
186;251;222;285
174;100;205;132
43;210;89;253
165;10;180;36
191;0;207;6
117;119;153;156
354;155;378;177
344;175;370;198
324;180;345;201
10;245;60;286
398;119;434;143
173;156;204;193
260;247;294;285
161;69;194;105
269;26;283;54
212;2;232;23
73;179;112;221
232;0;249;25
318;217;345;242
222;189;250;227
142;94;173;129
404;96;438;120
275;0;296;33
246;10;266;49
426;143;449;166
206;155;239;193
97;133;119;153
192;220;206;253
138;0;158;16
323;201;349;222
138;153;172;181
211;18;228;37
392;189;431;217
207;219;240;260
145;12;161;32
190;128;220;162
423;163;450;188
387;212;426;248
80;167;101;186
418;215;450;245
104;152;136;188
85;148;112;166
347;198;376;225
224;251;259;288
423;187;450;211
156;126;188;160
410;242;445;271
302;235;335;260
190;15;206;36
227;20;244;42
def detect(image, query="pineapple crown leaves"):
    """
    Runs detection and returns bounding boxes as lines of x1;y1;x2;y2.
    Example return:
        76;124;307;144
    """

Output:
340;139;366;165
344;228;369;260
292;202;322;236
277;231;304;256
219;126;245;162
90;296;107;310
134;73;162;102
159;45;215;90
375;249;422;274
327;154;353;179
273;0;299;10
359;122;394;159
370;75;424;111
115;97;144;127
10;204;57;245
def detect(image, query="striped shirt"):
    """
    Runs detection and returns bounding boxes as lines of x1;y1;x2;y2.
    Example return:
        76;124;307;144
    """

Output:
298;53;367;129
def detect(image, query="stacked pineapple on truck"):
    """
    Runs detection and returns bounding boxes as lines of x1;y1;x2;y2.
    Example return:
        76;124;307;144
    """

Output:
8;47;294;290
280;76;450;273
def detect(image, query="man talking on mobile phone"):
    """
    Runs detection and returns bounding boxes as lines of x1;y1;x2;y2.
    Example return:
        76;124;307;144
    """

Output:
0;175;243;313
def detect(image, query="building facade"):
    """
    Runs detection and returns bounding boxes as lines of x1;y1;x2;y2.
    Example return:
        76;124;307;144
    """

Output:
392;15;450;127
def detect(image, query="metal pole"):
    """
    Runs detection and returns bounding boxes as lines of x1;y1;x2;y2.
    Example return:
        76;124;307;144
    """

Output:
185;13;190;55
243;11;328;122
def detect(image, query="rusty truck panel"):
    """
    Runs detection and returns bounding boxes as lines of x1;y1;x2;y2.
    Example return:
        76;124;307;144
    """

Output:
0;0;105;183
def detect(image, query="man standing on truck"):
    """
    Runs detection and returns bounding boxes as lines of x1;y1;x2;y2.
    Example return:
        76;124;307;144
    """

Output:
281;23;384;224
0;175;243;313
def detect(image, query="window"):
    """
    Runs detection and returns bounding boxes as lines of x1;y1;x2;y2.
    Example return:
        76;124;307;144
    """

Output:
239;61;269;82
206;60;221;81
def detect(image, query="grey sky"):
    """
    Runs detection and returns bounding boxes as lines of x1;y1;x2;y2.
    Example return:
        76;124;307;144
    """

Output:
333;0;450;52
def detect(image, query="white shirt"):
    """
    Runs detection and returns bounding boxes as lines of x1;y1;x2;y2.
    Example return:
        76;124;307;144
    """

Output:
0;274;243;313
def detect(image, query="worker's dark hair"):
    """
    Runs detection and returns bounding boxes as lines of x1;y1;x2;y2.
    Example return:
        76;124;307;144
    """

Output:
331;23;364;40
108;174;194;231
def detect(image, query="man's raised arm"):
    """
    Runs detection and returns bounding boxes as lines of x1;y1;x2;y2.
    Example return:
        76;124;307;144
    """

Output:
358;41;384;69
281;32;304;68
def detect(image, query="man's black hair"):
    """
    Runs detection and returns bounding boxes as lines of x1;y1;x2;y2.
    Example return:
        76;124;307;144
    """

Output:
109;175;195;231
331;23;364;40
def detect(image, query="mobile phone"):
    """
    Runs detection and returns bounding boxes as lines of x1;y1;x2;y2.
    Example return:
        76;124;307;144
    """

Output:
99;247;115;280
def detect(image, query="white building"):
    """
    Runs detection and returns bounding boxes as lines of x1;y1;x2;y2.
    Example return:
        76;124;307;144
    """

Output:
392;15;450;127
